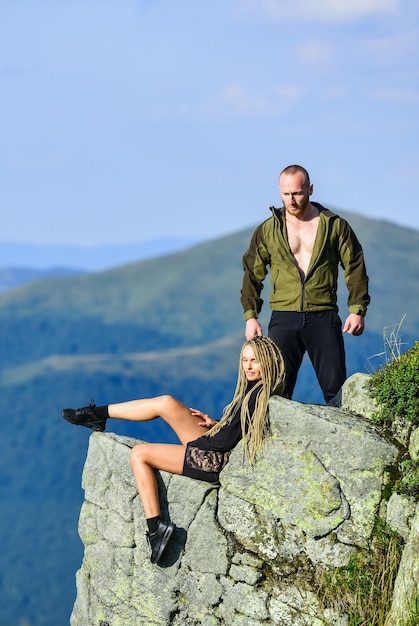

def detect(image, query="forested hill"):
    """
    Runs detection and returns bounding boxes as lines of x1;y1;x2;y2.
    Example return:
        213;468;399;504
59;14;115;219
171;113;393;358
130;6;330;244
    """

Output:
0;211;418;626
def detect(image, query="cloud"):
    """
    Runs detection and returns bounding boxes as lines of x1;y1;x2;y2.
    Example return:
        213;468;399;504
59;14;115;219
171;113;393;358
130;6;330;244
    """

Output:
239;0;401;22
222;84;267;114
362;29;419;67
221;83;303;116
368;87;419;104
274;85;302;100
297;39;333;66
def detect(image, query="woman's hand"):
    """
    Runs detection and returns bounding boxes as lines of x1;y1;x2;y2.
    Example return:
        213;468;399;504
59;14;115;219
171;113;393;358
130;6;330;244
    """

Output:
189;408;217;428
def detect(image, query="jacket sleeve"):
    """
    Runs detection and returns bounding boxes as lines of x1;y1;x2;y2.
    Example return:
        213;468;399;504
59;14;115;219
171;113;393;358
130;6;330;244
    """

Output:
337;219;370;316
241;223;271;320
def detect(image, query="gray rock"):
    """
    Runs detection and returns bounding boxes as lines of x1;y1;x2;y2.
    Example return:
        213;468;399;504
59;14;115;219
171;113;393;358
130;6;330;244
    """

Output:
336;372;377;419
386;492;417;540
267;396;398;547
70;390;414;626
385;502;419;626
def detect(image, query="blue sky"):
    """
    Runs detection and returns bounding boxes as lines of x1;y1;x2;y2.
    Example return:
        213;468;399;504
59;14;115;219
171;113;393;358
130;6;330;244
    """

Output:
1;0;418;246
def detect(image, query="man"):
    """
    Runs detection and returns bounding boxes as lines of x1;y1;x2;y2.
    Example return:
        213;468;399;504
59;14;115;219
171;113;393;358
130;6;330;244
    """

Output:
241;164;370;403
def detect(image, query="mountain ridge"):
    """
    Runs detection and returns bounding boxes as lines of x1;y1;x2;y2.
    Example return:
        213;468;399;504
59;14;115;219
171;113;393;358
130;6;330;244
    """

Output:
0;236;202;273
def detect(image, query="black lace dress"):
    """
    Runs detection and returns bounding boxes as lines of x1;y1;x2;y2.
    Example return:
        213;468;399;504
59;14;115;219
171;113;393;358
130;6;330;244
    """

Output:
182;381;259;483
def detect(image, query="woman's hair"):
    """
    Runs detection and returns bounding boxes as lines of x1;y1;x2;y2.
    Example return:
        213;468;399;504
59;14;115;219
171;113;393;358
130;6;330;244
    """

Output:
208;336;285;464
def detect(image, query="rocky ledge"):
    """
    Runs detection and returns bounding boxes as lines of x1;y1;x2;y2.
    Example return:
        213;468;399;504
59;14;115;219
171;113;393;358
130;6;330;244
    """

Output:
70;373;418;626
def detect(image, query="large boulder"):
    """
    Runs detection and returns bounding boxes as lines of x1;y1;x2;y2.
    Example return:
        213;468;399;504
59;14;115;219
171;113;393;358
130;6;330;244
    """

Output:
70;385;400;626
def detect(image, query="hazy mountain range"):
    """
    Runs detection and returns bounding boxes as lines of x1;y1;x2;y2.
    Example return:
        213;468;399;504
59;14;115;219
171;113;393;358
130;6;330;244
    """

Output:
0;212;417;626
0;237;201;274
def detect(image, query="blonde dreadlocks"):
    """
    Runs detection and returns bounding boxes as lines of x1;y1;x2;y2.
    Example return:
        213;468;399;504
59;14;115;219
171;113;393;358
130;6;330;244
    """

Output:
207;336;285;465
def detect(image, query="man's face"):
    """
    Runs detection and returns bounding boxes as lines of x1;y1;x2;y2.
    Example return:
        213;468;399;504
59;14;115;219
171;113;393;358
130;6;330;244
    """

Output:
279;172;313;217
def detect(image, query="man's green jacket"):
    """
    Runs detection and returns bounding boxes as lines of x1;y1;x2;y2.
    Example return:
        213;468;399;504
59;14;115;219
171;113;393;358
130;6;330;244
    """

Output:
241;203;370;321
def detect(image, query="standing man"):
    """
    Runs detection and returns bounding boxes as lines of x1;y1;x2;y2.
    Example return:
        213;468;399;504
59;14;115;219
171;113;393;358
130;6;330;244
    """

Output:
241;164;370;403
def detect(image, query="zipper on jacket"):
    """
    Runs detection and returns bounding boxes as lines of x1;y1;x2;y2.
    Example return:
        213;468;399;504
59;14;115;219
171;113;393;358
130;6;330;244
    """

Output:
300;281;305;313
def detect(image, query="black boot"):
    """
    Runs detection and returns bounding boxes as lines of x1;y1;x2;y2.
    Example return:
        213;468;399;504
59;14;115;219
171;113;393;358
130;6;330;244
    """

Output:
61;401;107;432
147;520;175;564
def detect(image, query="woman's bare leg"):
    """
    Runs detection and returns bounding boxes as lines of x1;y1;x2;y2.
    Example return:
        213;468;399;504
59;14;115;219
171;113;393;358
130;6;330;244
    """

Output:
109;395;209;445
130;443;186;518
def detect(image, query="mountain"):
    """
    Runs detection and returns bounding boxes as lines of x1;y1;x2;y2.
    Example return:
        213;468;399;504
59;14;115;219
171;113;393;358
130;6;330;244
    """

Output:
0;266;85;293
0;237;201;272
0;212;417;626
0;236;201;295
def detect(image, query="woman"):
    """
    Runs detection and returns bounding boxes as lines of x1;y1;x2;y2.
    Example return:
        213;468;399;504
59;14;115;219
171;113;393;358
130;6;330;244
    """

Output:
62;336;285;564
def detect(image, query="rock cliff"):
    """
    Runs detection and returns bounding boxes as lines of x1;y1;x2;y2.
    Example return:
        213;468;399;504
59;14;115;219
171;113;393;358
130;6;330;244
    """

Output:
70;374;418;626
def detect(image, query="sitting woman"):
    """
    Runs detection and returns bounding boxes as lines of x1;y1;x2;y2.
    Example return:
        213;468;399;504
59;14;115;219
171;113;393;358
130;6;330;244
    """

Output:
62;336;285;564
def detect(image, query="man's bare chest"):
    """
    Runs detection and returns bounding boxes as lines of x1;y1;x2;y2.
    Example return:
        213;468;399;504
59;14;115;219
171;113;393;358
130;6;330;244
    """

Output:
285;219;320;276
286;220;319;254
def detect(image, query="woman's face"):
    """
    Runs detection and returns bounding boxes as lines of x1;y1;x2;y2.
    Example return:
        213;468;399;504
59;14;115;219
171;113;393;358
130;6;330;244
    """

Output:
241;345;262;381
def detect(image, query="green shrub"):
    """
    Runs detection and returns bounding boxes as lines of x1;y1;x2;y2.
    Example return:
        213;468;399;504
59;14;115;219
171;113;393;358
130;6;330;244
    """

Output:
366;341;419;429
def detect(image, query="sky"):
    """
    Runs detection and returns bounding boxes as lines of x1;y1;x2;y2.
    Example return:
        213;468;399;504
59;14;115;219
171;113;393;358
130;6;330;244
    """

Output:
1;0;418;247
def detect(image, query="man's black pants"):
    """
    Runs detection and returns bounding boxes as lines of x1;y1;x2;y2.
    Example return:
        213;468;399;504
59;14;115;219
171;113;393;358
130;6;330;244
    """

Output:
268;310;346;403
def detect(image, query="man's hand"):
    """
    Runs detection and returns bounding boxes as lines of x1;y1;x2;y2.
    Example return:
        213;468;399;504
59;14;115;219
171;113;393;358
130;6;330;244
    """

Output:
245;318;263;340
343;313;365;336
